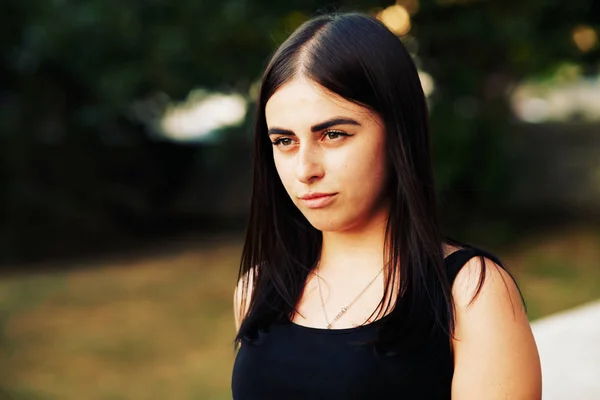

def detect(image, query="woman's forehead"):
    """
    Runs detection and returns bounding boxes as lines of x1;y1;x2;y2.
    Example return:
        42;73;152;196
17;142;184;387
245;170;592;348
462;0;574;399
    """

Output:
265;78;374;129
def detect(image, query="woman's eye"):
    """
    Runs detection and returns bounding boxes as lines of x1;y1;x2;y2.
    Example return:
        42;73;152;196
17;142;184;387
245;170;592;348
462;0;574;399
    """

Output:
324;130;347;140
272;137;294;147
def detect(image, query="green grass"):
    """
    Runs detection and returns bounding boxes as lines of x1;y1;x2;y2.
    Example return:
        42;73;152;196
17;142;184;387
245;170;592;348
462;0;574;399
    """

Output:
0;238;240;400
506;228;600;320
0;228;598;399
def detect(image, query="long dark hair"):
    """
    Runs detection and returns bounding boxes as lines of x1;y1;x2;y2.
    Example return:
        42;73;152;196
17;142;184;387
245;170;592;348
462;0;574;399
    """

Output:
235;12;481;353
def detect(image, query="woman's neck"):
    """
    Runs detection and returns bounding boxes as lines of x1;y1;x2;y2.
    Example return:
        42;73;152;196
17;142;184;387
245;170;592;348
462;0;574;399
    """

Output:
318;208;389;275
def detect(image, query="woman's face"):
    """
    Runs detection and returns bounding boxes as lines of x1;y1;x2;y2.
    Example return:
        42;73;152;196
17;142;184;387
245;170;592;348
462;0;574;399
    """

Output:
265;77;389;233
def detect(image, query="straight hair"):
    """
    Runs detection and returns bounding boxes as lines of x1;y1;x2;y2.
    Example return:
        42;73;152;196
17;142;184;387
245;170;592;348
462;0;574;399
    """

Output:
235;12;492;354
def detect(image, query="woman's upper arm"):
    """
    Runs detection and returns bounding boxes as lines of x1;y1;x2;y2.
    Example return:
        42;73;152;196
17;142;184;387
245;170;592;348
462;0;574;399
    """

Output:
451;256;542;400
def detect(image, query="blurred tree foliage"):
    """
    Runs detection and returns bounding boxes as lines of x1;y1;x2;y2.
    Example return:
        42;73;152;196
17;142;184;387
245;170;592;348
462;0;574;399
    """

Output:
1;0;599;262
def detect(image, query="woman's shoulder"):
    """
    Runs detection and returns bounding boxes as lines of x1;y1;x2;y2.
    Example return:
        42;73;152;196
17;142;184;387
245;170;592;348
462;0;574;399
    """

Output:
443;242;518;313
443;243;505;281
449;246;541;398
441;242;517;311
443;242;503;264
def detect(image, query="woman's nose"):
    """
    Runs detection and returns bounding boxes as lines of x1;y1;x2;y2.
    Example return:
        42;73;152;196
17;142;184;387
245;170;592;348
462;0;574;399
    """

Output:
295;143;324;184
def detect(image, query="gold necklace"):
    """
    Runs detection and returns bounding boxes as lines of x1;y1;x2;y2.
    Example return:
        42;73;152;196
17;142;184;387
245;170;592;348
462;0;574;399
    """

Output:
314;266;384;329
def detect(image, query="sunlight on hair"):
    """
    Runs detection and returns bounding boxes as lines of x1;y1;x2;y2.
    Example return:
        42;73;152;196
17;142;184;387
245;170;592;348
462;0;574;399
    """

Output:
572;25;598;53
377;5;411;36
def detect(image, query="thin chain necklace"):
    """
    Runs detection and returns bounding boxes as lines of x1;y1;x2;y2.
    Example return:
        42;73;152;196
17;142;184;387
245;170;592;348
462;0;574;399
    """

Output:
314;265;384;329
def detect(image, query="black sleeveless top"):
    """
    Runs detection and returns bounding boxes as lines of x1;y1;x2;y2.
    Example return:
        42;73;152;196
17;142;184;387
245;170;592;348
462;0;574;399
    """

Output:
232;248;501;399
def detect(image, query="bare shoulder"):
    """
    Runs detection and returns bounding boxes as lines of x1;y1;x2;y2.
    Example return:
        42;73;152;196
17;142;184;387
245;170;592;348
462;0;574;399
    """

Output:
452;253;522;310
451;254;542;399
233;268;256;332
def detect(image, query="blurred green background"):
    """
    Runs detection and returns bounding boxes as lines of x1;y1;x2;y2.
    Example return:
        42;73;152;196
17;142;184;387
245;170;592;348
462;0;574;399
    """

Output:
1;0;600;399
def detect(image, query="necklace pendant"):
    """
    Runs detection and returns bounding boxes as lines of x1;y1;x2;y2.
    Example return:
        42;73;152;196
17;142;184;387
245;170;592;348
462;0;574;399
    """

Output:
316;264;384;330
334;307;347;321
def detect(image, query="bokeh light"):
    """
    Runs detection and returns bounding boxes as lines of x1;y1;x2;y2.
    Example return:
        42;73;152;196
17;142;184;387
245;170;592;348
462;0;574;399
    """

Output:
160;90;247;142
572;25;598;53
377;4;411;36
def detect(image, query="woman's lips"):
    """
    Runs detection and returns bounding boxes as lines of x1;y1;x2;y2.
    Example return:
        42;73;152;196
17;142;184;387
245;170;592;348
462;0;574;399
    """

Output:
298;193;337;209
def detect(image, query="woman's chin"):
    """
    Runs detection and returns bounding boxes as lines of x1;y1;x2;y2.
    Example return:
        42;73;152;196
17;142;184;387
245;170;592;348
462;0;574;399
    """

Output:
303;214;354;233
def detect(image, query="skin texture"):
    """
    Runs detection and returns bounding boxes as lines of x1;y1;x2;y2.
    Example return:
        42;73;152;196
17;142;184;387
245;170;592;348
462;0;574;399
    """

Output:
265;76;389;236
450;257;542;399
237;76;542;398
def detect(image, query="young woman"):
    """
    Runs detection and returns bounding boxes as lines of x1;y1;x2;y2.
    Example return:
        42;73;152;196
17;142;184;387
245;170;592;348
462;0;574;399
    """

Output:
232;12;541;399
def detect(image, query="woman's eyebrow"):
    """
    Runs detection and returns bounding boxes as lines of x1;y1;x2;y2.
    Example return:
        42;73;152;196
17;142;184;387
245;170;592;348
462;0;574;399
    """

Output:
310;117;361;132
267;117;361;136
267;128;294;136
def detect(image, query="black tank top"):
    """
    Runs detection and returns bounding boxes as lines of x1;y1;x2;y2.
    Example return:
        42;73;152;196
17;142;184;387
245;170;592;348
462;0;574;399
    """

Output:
232;247;500;399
